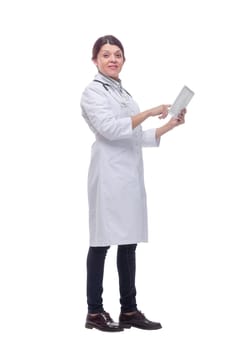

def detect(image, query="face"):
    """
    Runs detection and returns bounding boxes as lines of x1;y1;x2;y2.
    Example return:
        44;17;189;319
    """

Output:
93;44;125;79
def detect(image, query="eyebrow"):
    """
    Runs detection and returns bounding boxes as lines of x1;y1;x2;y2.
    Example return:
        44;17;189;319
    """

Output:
101;49;122;54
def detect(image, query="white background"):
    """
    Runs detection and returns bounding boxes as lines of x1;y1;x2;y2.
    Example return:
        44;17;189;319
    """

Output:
1;0;233;349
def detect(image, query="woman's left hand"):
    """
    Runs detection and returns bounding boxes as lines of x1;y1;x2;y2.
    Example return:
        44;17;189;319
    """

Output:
170;108;186;127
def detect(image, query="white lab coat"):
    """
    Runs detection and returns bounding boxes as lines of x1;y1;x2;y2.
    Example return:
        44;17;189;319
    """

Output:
80;73;160;246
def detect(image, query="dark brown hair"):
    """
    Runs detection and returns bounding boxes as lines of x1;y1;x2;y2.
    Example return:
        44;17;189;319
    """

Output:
92;35;125;61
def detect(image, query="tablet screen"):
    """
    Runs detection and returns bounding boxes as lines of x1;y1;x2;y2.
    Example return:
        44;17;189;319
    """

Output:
169;85;194;118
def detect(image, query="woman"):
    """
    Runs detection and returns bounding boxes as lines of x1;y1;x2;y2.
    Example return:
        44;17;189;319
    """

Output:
80;35;186;332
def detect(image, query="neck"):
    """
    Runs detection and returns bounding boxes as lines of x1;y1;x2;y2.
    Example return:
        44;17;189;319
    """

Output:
98;71;120;82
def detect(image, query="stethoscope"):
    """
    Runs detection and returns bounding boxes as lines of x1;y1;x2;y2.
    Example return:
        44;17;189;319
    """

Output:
93;79;132;106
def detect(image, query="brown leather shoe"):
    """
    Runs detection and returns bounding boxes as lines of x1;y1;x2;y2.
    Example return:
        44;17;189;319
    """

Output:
85;311;124;332
119;310;162;330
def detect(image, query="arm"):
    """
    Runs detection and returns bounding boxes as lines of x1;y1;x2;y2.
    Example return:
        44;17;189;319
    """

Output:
141;108;186;147
156;109;186;139
81;87;133;141
131;105;170;129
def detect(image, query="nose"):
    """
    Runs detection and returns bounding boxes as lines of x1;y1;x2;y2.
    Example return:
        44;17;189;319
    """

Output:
109;54;116;62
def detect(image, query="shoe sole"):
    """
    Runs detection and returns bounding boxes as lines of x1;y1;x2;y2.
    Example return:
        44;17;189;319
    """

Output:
120;323;162;330
85;323;124;332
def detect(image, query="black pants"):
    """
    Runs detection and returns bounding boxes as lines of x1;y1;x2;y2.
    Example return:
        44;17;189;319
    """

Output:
86;244;137;314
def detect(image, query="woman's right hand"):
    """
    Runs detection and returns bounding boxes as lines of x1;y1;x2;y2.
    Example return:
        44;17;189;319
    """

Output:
149;104;171;119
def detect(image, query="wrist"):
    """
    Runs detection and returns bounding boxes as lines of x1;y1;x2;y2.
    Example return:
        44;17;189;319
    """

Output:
167;119;175;131
144;109;152;119
156;121;174;138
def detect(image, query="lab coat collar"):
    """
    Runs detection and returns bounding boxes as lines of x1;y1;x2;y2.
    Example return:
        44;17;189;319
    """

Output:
96;71;123;90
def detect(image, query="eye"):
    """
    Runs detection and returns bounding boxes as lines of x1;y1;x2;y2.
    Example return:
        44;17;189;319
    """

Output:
116;53;122;58
103;54;109;58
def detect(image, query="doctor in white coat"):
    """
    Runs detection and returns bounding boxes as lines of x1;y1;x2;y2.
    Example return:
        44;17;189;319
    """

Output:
80;35;186;332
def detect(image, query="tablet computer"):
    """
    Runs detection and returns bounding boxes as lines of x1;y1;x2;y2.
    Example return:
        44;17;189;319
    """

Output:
169;85;195;118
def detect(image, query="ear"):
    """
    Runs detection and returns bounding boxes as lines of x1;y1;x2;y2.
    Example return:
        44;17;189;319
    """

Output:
92;58;98;67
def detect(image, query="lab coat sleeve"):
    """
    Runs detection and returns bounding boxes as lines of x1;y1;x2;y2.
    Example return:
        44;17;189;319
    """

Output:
80;86;133;141
142;128;160;147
